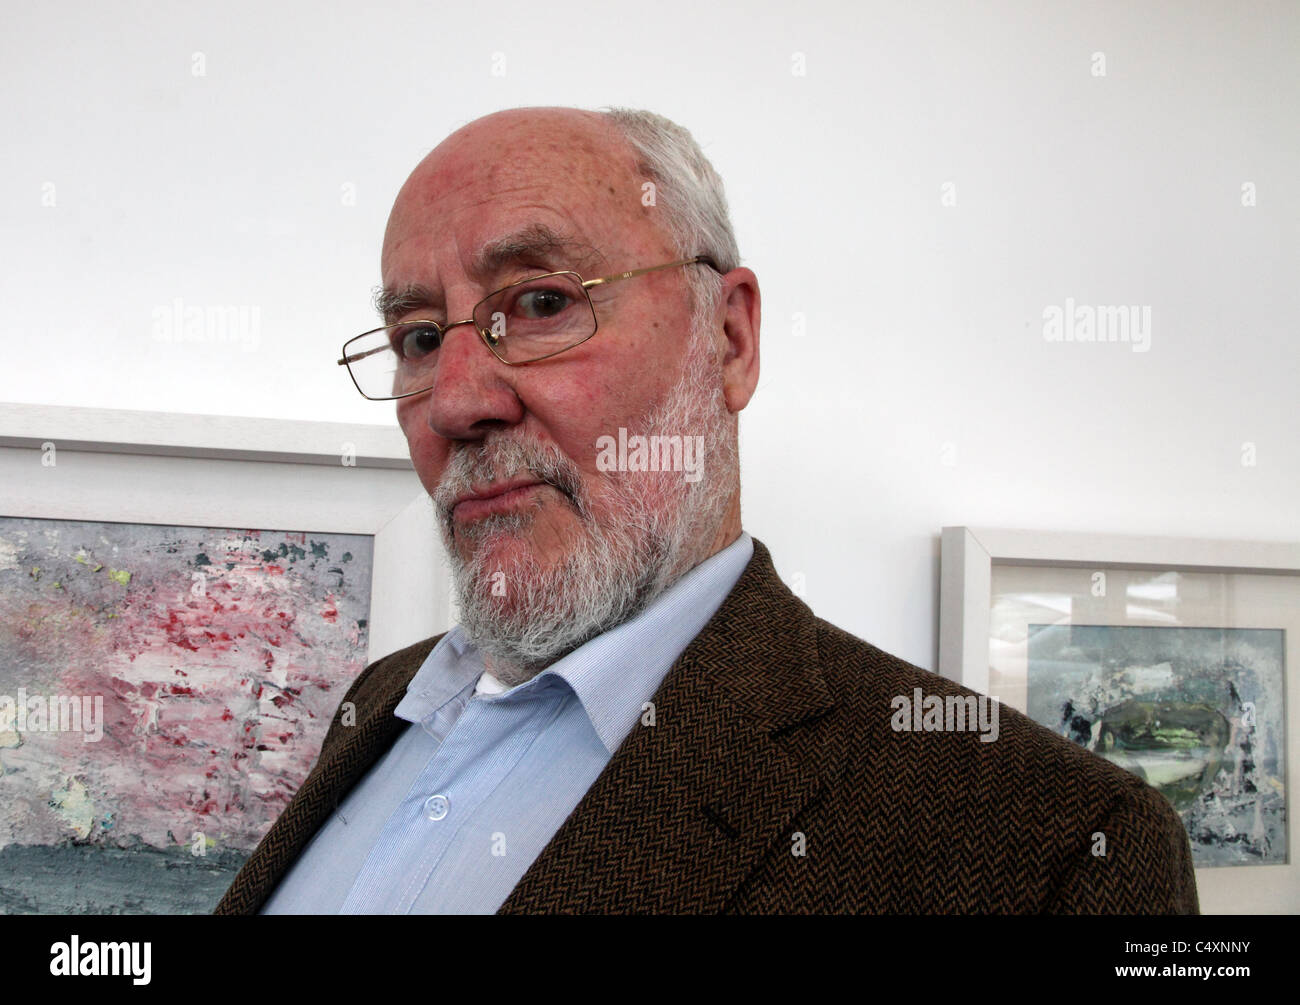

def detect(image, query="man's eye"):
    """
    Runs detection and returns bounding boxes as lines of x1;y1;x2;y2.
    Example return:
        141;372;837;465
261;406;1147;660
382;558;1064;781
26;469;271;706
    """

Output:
393;324;441;361
514;288;572;319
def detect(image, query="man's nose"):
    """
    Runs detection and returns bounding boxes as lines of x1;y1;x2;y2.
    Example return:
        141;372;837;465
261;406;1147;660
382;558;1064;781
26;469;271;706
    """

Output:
420;312;525;440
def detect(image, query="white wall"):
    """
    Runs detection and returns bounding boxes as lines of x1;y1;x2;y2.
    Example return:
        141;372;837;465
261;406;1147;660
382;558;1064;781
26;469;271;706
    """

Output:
2;0;1295;671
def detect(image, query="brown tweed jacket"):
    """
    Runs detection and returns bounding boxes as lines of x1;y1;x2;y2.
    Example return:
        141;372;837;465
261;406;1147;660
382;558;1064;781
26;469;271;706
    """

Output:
215;538;1198;914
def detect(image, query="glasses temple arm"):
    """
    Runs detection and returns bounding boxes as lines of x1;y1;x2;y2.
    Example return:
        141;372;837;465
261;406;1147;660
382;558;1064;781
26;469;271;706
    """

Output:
582;255;719;290
338;342;392;366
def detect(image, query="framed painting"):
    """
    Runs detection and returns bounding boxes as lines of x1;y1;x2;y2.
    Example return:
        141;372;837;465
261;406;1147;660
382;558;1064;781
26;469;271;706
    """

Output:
0;404;447;914
939;526;1299;914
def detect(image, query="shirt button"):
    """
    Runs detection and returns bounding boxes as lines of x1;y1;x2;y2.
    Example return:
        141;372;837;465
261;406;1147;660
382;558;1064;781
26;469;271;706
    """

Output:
424;794;450;821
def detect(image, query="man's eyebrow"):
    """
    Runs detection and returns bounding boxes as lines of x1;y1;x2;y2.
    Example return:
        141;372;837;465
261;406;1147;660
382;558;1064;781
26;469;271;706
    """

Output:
373;283;439;325
373;224;607;324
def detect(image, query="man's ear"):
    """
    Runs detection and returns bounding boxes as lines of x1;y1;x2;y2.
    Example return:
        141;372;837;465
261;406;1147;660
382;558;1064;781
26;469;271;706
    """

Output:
716;267;760;413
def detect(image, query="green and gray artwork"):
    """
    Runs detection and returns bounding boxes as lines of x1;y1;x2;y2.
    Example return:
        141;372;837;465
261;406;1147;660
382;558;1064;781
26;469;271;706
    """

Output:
1028;625;1286;868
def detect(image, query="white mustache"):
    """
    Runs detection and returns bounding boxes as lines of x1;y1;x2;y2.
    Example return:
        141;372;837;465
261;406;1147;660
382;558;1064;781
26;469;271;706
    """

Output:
433;434;585;526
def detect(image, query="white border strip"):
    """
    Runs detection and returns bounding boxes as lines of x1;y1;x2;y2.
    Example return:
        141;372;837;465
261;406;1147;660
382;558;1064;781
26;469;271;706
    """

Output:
0;403;412;469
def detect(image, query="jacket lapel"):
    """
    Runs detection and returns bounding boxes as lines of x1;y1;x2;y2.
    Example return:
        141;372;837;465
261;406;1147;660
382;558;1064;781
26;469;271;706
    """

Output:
499;538;843;913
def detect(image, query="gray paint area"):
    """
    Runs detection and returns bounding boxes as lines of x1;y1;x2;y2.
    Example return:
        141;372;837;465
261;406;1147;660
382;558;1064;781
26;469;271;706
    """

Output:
0;841;245;915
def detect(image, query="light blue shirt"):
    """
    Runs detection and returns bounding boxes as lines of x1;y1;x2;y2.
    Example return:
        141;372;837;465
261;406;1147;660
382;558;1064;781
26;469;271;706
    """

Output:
261;532;753;914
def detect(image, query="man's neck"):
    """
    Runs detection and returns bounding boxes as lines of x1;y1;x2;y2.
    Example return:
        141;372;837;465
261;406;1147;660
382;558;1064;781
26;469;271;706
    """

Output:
682;490;742;580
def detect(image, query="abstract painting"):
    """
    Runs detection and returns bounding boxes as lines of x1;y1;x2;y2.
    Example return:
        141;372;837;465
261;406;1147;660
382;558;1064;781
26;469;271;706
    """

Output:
1027;624;1287;868
0;516;373;913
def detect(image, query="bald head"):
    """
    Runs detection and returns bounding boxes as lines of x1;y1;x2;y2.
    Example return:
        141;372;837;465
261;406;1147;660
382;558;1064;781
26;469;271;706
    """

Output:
382;107;673;285
413;107;626;186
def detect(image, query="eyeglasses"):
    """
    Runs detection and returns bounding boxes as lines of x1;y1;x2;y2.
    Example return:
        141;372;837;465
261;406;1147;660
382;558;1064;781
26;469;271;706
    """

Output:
338;255;719;401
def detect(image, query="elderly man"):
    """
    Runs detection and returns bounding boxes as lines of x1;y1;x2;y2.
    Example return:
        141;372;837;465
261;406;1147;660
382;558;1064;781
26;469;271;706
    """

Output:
216;106;1198;914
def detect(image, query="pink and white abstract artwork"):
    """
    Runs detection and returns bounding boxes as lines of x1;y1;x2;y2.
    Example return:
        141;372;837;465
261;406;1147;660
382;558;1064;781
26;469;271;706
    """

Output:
0;516;373;914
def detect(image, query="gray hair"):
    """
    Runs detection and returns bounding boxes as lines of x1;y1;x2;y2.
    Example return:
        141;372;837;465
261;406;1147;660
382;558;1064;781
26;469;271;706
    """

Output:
598;107;741;331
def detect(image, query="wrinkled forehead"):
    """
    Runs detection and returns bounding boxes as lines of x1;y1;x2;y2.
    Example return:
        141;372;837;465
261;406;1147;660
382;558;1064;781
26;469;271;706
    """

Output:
382;112;666;280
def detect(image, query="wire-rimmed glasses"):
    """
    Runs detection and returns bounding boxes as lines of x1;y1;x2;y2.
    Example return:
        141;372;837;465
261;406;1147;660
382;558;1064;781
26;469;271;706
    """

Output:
337;255;718;401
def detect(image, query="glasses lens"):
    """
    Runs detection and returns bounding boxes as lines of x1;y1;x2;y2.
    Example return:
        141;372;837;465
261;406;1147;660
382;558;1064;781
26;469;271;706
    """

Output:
344;322;441;399
474;273;595;362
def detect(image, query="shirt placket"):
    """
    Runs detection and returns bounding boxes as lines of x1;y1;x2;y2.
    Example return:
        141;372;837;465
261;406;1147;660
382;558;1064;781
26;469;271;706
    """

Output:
340;684;561;913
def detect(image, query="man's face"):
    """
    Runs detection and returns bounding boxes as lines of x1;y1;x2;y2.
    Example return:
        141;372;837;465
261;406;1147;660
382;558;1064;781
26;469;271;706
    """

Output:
382;109;731;673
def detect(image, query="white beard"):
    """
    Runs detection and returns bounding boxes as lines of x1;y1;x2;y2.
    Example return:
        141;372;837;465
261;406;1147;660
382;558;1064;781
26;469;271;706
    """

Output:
432;328;737;686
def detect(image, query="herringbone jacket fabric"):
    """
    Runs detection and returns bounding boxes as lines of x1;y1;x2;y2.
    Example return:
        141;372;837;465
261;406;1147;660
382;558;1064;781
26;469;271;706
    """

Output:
214;538;1199;914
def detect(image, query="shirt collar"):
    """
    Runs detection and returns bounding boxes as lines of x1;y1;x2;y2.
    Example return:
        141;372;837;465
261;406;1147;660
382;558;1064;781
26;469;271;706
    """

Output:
392;629;485;725
395;532;754;755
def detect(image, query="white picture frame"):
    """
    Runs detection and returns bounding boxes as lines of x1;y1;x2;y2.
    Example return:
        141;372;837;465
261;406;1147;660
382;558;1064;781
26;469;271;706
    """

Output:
939;525;1300;915
0;403;449;664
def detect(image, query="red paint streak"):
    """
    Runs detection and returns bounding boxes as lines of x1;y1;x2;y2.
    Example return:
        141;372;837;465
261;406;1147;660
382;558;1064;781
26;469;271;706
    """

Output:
165;611;201;651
